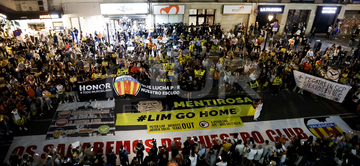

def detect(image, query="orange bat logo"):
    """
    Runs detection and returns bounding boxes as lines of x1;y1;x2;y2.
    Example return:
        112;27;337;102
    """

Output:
239;6;244;10
160;5;180;14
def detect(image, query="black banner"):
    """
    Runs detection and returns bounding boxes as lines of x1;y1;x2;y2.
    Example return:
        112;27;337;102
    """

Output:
78;76;182;101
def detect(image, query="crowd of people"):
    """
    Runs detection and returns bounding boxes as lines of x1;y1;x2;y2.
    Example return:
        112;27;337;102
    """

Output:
8;131;360;166
0;19;360;165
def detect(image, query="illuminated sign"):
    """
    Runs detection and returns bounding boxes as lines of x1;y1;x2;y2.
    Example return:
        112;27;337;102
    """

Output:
322;7;337;14
260;7;282;12
100;3;148;15
39;14;60;19
258;6;284;13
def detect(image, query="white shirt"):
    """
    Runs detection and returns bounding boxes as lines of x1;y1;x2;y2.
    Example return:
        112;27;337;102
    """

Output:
216;162;227;166
56;85;64;94
235;144;245;155
247;148;257;160
189;154;197;166
249;73;257;81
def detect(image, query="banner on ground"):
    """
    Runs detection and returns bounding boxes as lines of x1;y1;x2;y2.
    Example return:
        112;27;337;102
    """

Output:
78;75;182;101
46;101;115;140
293;70;351;103
324;66;341;82
115;96;254;133
5;116;352;165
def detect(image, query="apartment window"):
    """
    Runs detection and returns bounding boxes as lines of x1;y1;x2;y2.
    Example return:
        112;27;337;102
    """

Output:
189;9;215;26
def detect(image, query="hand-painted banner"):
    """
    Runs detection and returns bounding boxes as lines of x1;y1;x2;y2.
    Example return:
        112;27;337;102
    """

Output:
293;70;351;103
5;116;352;166
46;101;115;140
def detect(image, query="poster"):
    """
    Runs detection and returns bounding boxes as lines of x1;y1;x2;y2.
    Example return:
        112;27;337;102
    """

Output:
293;70;351;103
324;66;341;82
46;100;116;140
5;116;352;166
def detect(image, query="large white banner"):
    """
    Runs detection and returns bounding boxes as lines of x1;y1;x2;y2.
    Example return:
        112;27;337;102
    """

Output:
223;5;252;14
153;5;185;15
4;116;352;165
293;70;351;103
100;3;148;15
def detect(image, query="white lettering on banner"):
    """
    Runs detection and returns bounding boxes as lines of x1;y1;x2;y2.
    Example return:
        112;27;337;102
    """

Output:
140;84;180;95
4;116;351;165
293;70;351;103
259;7;282;12
322;7;337;14
79;83;111;91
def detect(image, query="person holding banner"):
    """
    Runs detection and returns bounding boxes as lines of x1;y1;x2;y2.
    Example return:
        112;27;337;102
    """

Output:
253;100;263;121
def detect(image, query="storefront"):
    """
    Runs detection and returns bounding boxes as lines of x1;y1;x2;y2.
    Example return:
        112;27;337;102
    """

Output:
221;5;252;33
338;4;360;34
100;3;150;32
153;5;185;24
15;13;63;36
256;5;285;29
312;6;341;33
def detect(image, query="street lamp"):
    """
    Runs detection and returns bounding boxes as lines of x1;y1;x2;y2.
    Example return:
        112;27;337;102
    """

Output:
105;16;110;44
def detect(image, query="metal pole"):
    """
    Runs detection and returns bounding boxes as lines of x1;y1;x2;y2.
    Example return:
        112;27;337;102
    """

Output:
107;22;110;43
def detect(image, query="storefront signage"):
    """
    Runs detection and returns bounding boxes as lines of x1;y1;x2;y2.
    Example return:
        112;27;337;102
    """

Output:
321;7;337;14
223;5;252;14
53;22;64;31
100;3;149;15
39;14;60;19
258;6;284;13
153;5;185;15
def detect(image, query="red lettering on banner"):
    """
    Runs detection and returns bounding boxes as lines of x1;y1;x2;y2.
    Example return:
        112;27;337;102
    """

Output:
251;131;264;143
94;142;104;155
275;129;288;140
57;144;66;157
283;128;293;139
13;146;25;156
105;141;114;154
240;132;250;142
219;134;229;141
42;144;54;159
25;145;37;157
115;141;131;154
161;139;171;151
266;130;276;142
293;128;309;139
287;128;296;137
198;135;212;149
132;140;139;154
145;139;153;153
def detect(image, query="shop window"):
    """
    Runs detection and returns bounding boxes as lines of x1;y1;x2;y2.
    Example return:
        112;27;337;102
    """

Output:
189;9;215;25
286;10;310;31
